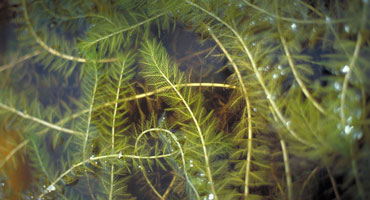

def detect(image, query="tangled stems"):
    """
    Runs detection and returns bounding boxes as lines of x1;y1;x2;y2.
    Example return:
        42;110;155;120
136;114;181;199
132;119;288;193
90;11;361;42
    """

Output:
135;128;199;199
39;149;177;198
186;0;315;147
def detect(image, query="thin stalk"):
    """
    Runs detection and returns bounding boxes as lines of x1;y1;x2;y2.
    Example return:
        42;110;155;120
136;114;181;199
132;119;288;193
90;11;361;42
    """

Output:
109;60;127;200
0;140;29;169
163;175;177;199
82;64;99;200
326;166;342;200
208;29;253;199
7;83;234;137
39;1;114;25
339;4;366;197
340;33;363;126
82;64;98;159
280;140;292;200
0;50;41;73
21;0;117;63
275;1;326;114
0;103;84;136
85;12;166;48
299;167;319;198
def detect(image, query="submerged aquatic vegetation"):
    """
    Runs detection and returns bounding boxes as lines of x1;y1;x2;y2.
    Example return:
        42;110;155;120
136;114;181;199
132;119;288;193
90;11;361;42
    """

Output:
0;0;369;199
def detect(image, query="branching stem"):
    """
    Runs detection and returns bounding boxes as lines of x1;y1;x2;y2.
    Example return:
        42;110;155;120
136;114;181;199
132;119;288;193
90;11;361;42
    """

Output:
0;103;84;136
242;0;348;24
0;50;41;73
135;128;199;199
208;29;253;199
186;0;314;147
147;44;217;199
275;2;326;114
39;151;176;198
21;0;117;63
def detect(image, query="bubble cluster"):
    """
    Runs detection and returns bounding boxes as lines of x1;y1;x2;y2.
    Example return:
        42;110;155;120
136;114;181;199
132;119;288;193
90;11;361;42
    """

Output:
189;159;194;168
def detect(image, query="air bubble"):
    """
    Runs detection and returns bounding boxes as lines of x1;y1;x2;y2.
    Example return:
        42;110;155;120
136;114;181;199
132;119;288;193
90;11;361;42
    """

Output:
291;23;297;30
269;17;274;23
347;116;353;124
90;155;95;160
344;125;353;134
355;109;362;119
189;160;194;168
200;173;205;177
325;16;331;23
286;121;291;127
46;185;56;193
344;25;350;33
253;107;257;112
341;65;350;74
208;193;215;200
1;181;5;187
273;73;279;79
333;107;341;114
353;130;363;140
278;65;283;70
118;151;122;159
48;22;56;29
334;81;341;91
264;65;270;71
337;123;342;130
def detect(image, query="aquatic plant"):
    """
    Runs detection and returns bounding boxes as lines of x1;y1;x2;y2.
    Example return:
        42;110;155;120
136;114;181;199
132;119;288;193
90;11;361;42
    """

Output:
0;0;369;199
